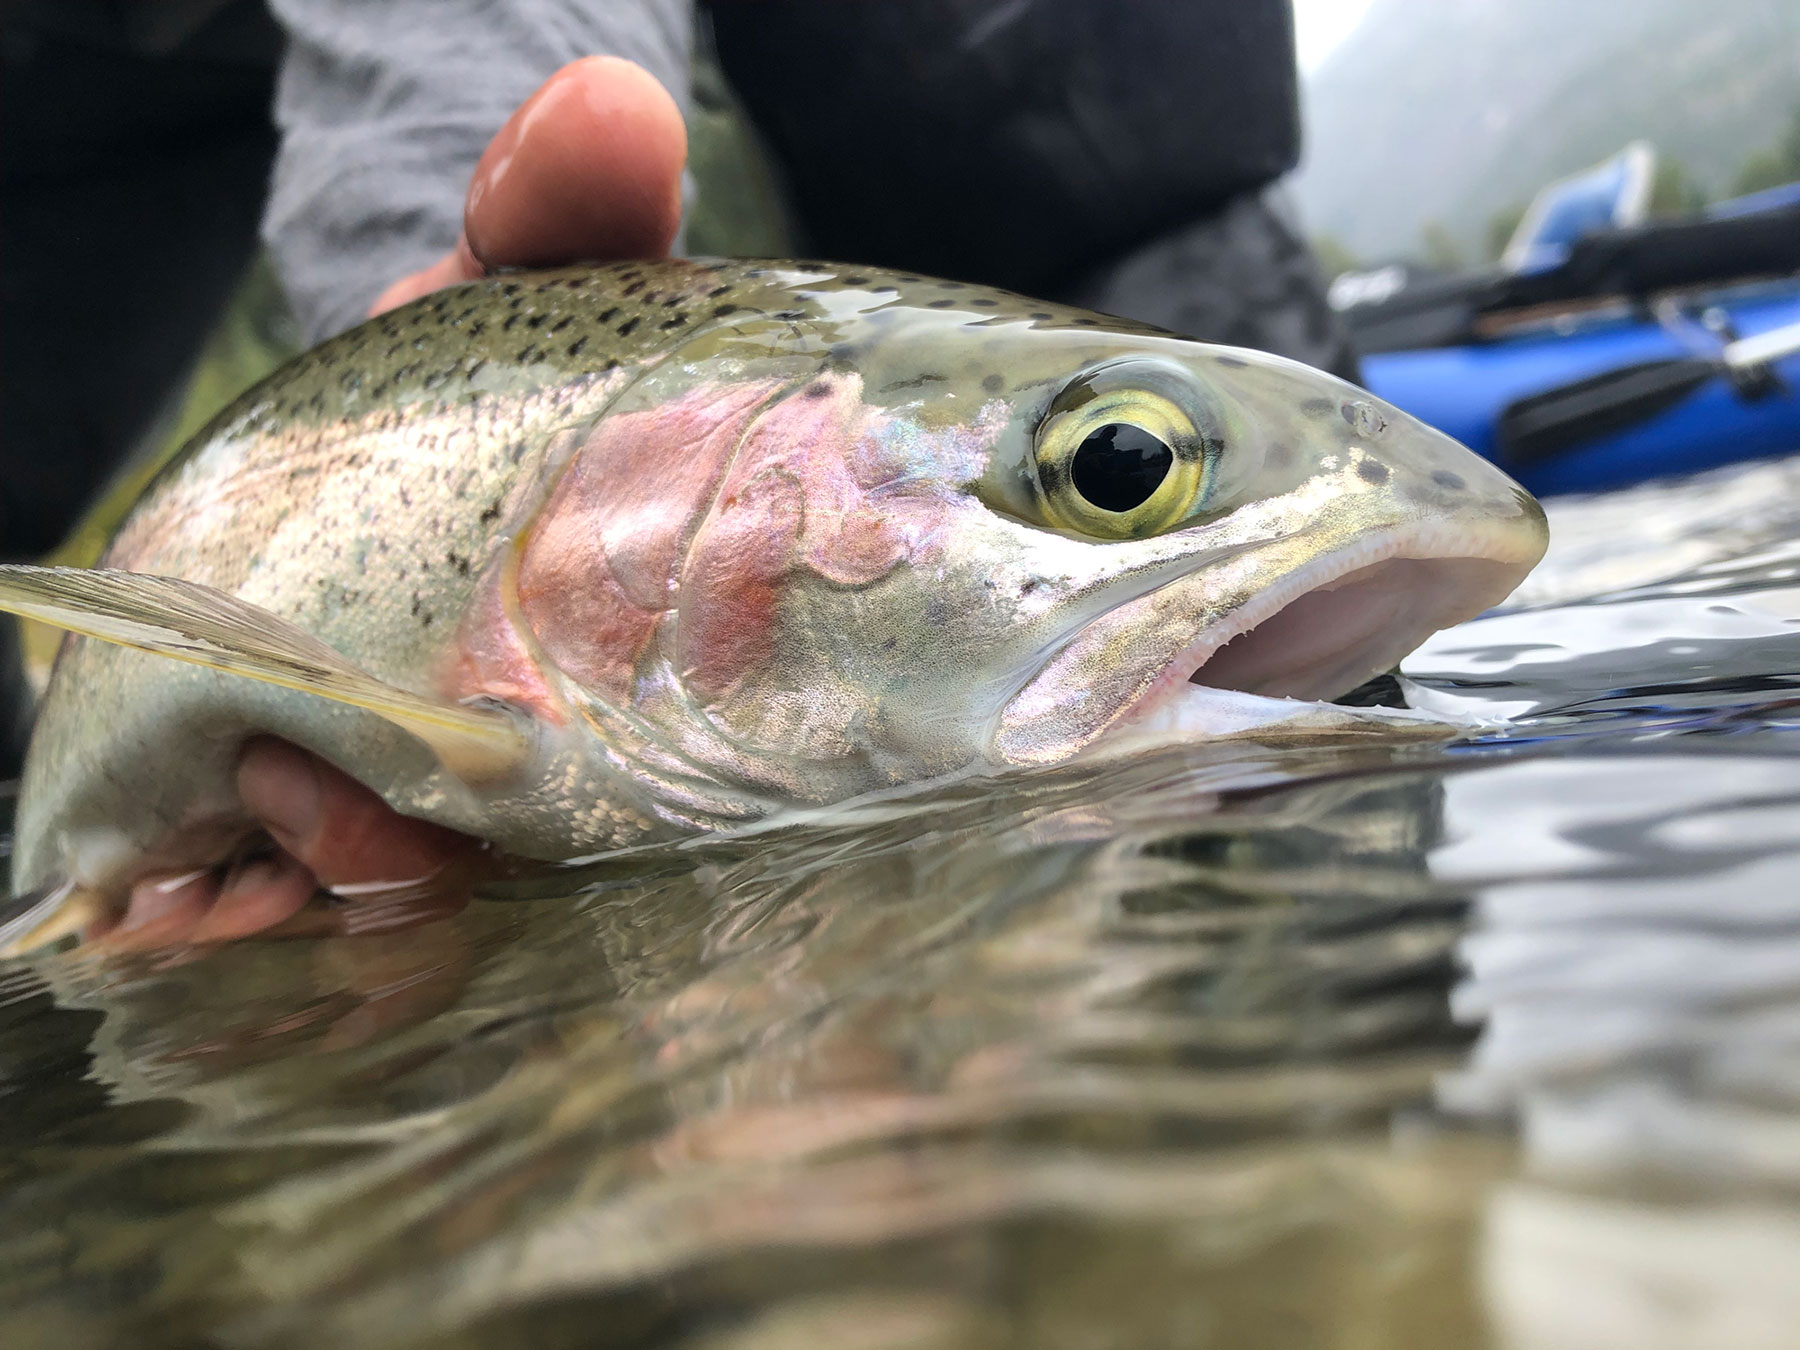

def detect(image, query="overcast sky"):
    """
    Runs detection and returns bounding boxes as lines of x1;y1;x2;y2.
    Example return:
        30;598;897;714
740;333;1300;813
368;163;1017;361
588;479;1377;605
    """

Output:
1291;0;1376;72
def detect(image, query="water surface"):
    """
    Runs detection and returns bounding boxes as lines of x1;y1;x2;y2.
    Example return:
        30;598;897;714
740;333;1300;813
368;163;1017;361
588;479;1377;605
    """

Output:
8;457;1800;1349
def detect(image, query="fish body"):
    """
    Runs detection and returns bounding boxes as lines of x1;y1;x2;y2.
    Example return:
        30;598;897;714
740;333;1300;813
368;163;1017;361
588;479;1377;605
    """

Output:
5;259;1546;906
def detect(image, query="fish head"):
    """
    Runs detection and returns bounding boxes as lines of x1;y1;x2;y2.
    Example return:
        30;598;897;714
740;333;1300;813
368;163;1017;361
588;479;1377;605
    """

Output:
506;267;1547;817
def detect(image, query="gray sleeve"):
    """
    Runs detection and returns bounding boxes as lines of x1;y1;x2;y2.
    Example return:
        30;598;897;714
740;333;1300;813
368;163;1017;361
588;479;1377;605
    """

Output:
262;0;693;343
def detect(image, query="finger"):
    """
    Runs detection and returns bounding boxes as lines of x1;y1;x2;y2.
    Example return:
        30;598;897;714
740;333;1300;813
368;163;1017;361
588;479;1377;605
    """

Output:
235;738;485;898
107;868;217;951
368;239;483;317
464;55;687;269
189;850;318;944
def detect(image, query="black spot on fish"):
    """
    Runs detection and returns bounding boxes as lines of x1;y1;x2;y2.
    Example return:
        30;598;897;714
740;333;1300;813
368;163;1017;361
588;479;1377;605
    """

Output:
982;373;1004;393
708;284;732;298
1300;397;1334;417
623;280;645;296
663;295;683;307
478;499;503;524
880;371;948;391
598;307;620;323
1432;470;1466;491
567;336;588;357
1356;459;1390;484
1216;353;1248;367
503;314;521;331
617;317;641;336
526;313;545;328
972;298;999;308
1266;444;1294;468
713;303;740;317
927;299;955;309
938;281;965;289
775;309;805;321
659;316;686;330
843;275;870;285
1074;318;1099;326
1029;311;1053;321
804;381;832;398
548;315;572;333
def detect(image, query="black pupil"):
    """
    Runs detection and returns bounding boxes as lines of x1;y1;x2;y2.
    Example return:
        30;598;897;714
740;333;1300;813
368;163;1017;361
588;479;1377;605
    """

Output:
1069;423;1174;513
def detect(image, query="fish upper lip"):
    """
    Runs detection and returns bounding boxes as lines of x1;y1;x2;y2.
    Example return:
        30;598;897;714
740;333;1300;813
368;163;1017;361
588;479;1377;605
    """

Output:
1121;521;1540;723
992;516;1543;763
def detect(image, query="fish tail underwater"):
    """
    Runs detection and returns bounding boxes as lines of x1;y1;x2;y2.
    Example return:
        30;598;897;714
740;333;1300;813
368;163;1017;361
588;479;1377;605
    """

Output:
0;259;1544;948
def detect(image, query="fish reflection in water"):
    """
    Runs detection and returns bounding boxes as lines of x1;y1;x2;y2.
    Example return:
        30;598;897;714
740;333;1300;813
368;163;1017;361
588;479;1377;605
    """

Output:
7;457;1800;1347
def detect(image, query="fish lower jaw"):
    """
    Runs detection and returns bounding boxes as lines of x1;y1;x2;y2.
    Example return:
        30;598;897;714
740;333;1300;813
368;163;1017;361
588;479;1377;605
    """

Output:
1108;532;1535;741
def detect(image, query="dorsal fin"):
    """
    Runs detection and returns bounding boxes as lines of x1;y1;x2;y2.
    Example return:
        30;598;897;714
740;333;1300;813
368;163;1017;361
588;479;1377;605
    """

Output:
0;565;530;784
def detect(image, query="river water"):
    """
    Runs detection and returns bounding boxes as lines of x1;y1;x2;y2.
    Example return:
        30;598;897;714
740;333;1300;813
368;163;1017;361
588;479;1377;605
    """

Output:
7;456;1800;1349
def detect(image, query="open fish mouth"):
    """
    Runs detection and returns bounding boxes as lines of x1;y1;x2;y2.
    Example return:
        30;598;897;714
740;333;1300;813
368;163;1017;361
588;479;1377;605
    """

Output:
994;522;1541;761
1129;544;1526;716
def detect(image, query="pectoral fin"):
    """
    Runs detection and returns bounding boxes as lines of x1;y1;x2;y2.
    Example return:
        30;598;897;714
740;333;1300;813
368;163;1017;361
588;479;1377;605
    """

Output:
0;565;530;784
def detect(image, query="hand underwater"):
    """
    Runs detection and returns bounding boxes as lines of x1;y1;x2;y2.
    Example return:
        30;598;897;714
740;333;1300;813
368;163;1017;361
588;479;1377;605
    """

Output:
108;56;689;946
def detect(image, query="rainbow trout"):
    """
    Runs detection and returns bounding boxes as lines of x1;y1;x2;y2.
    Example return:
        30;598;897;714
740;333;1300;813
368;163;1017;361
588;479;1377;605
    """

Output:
0;260;1546;940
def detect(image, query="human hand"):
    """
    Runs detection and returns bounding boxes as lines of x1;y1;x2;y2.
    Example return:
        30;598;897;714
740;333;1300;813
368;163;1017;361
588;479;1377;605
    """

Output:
371;55;686;313
106;56;688;948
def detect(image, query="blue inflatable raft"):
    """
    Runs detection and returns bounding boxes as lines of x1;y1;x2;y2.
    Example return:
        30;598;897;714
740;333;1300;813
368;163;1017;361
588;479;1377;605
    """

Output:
1332;148;1800;495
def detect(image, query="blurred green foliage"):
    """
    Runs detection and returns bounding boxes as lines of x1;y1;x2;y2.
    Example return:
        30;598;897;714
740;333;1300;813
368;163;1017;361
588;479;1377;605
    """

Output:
1418;220;1465;271
1732;105;1800;196
1649;155;1709;217
1310;233;1361;278
1484;202;1527;262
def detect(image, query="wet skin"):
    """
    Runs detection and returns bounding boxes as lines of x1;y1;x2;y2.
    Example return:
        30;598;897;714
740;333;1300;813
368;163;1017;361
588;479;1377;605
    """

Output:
108;57;686;949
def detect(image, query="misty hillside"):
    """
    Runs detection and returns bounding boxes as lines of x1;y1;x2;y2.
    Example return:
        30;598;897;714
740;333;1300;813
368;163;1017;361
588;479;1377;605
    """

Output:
1293;0;1800;264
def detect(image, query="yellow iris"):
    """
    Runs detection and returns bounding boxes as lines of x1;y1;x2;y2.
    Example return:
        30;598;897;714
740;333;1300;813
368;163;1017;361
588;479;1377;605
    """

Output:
1034;388;1209;540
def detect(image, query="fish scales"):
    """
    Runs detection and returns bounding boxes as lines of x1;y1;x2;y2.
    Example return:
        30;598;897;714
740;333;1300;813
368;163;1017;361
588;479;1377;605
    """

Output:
3;259;1547;917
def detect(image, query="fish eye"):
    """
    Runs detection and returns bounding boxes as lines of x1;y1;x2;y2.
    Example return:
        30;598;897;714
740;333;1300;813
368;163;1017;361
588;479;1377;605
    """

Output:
1034;381;1211;539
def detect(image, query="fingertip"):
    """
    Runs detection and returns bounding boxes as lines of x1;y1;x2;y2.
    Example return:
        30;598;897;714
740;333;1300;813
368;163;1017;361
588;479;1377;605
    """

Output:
107;870;216;951
368;245;483;316
464;55;688;269
237;738;323;859
191;853;318;943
